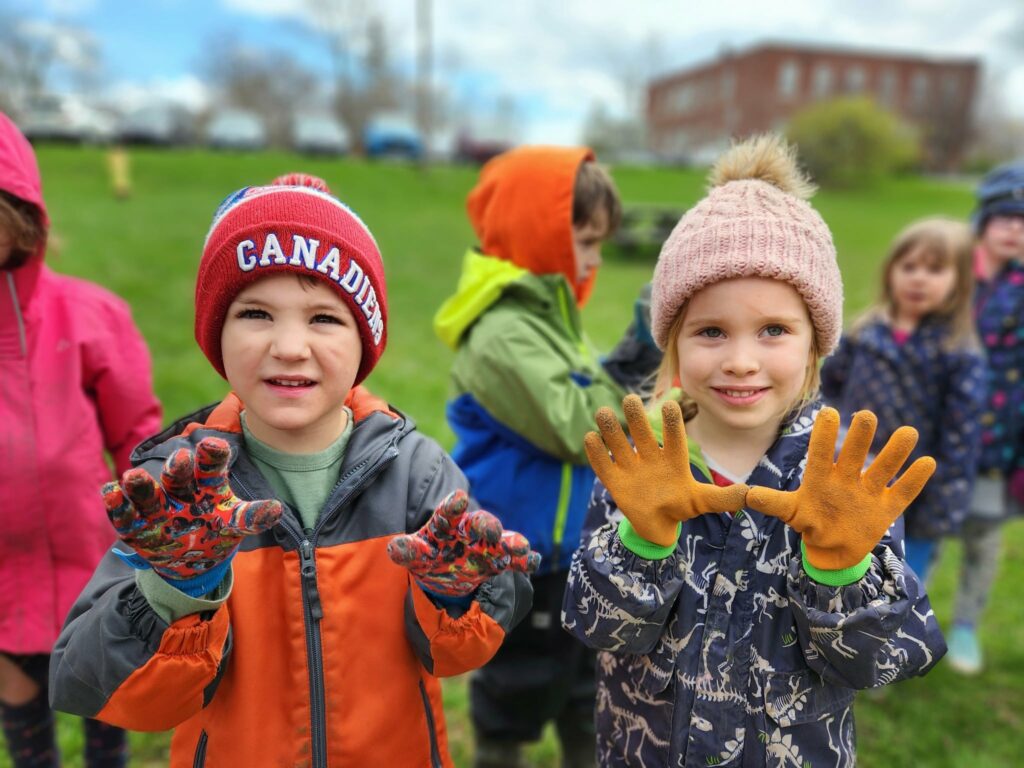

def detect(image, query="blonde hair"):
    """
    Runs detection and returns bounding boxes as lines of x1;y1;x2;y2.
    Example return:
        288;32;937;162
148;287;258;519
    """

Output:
651;300;822;420
852;217;979;353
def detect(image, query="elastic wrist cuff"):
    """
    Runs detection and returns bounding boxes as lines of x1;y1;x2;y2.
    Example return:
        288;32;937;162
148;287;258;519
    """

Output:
618;518;679;560
162;556;235;598
420;583;475;609
801;541;872;586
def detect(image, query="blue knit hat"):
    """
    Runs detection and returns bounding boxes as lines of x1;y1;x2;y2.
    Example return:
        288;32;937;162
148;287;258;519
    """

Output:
973;159;1024;235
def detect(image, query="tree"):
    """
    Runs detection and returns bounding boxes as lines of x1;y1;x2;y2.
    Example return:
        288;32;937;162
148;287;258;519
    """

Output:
786;97;920;187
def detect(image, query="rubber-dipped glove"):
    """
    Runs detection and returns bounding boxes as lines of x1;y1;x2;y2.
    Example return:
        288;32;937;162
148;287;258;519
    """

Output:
746;408;936;571
103;437;283;596
584;394;749;548
387;490;541;598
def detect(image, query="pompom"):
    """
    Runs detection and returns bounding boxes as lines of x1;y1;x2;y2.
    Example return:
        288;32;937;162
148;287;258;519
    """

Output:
708;134;815;199
271;172;332;194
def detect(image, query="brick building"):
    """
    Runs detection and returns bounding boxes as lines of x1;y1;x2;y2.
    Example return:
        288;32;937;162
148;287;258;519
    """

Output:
647;42;979;170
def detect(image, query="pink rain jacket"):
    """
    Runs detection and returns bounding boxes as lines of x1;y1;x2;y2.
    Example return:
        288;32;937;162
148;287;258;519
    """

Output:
1;113;162;653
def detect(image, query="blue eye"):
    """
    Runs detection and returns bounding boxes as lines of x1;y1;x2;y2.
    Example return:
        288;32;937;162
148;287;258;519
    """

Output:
312;314;342;325
698;327;724;338
763;325;787;337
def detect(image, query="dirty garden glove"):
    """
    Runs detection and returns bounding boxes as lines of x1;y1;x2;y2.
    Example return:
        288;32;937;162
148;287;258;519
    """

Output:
584;394;749;548
103;437;283;597
387;490;541;598
746;408;936;571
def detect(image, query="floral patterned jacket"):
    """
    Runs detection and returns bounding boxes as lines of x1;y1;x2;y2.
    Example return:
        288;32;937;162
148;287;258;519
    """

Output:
561;402;946;768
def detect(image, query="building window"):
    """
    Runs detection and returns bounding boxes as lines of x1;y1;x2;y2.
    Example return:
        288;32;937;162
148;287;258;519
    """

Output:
845;65;866;93
721;70;736;102
942;72;960;103
778;60;801;99
673;83;695;115
911;70;930;110
812;63;833;98
879;68;898;106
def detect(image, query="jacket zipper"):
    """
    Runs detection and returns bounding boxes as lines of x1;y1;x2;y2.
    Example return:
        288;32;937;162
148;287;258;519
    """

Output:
4;273;27;356
238;445;399;768
192;730;207;768
418;680;443;768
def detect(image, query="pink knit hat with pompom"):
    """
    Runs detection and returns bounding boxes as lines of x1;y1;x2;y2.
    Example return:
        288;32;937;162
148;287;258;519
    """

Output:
650;135;843;354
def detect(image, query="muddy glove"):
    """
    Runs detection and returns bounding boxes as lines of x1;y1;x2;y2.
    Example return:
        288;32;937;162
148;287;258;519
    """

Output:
103;437;283;597
387;490;541;598
584;394;749;548
747;408;936;571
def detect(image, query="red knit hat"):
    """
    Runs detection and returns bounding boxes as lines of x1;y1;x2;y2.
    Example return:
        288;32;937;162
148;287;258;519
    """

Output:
195;175;387;384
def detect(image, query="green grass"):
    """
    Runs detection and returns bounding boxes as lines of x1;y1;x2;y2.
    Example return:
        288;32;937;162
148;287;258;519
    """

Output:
5;146;1021;767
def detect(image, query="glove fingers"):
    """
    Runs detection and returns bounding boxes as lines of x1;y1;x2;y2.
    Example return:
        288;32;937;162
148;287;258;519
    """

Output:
806;408;840;476
161;448;197;503
121;468;168;521
225;499;283;536
745;486;797;523
103;481;140;534
195;437;234;499
862;426;919;493
623;394;659;458
594;406;635;467
463;508;504;550
835;411;877;480
660;399;690;466
695;482;749;516
427;490;469;541
887;456;936;510
386;533;434;567
584;431;615;484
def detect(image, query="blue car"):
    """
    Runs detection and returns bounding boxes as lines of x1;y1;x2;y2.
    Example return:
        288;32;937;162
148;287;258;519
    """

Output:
363;113;423;160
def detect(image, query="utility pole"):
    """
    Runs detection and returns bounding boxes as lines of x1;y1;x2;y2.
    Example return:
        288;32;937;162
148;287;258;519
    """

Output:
415;0;432;166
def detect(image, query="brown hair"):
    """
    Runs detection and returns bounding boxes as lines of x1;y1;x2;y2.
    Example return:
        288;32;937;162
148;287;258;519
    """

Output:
854;217;978;353
573;161;621;234
0;190;45;270
651;299;822;420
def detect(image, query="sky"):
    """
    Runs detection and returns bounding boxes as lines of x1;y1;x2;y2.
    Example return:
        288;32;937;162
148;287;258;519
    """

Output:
7;0;1024;144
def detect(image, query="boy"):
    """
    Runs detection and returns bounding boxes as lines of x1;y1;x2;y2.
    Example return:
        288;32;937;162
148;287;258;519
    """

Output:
49;175;537;767
434;147;654;767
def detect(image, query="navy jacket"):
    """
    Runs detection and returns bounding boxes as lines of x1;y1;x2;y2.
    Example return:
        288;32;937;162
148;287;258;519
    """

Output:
821;317;986;538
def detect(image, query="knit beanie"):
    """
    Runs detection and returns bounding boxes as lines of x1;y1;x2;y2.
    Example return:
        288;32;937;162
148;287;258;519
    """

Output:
972;159;1024;235
650;134;843;355
195;174;387;384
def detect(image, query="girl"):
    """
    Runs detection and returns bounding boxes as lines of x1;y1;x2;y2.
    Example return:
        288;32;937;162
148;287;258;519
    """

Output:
821;218;986;583
561;135;945;767
947;160;1024;675
1;112;162;766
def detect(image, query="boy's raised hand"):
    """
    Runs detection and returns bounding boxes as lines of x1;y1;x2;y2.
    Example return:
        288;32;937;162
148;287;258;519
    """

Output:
584;394;749;548
103;437;283;591
746;408;936;571
387;490;541;598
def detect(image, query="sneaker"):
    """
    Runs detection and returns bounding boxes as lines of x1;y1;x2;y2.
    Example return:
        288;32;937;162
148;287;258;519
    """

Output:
947;625;983;675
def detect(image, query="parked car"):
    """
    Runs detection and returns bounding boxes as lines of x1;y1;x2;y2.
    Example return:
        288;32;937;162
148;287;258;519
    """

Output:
293;115;350;156
206;110;266;151
363;113;423;160
18;95;115;144
118;105;191;146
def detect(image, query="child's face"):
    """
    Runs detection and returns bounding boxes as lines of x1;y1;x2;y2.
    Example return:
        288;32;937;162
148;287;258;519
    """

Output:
676;277;813;437
221;273;362;452
889;245;956;323
571;207;610;286
980;214;1024;265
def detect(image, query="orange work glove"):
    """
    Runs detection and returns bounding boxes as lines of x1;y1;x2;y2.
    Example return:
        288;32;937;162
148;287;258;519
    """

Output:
584;394;749;548
746;408;936;571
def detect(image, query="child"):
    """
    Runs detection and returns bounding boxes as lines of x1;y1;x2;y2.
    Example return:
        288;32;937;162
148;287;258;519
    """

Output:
821;218;986;582
0;112;162;766
947;160;1024;674
562;135;946;767
49;174;538;767
435;146;650;767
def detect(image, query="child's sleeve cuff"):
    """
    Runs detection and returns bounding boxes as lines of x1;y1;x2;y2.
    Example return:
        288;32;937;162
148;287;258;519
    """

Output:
800;541;872;586
618;518;680;560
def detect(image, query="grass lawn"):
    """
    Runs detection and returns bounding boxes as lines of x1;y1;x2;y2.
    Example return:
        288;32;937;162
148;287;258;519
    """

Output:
4;146;1021;767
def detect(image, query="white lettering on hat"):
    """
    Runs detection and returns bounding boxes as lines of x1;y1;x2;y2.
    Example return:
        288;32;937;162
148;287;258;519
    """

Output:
236;239;257;271
340;260;364;292
260;233;286;266
316;247;341;280
290;235;320;269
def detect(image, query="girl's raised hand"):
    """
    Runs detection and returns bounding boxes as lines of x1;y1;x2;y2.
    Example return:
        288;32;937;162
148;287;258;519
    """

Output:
584;394;749;548
746;408;936;570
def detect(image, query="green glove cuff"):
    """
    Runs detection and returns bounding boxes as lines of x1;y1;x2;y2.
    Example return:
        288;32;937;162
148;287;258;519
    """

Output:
800;541;872;586
618;518;680;560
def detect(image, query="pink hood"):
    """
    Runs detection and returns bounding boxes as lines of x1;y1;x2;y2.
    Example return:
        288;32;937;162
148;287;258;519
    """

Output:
1;112;162;652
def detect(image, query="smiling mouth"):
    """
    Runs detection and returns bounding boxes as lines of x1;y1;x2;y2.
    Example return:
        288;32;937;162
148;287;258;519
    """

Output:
266;378;316;387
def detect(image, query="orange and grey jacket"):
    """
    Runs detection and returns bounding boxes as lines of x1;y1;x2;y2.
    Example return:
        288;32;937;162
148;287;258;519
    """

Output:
49;390;532;767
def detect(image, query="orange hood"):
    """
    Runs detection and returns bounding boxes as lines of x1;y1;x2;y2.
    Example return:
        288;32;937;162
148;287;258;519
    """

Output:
466;145;596;305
